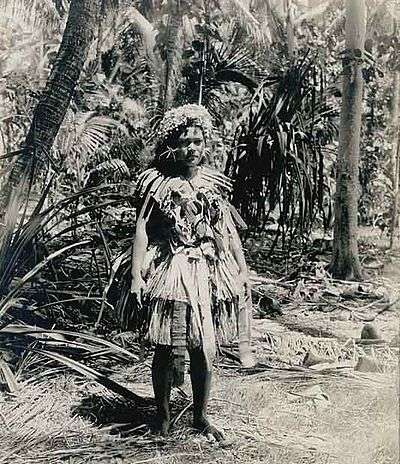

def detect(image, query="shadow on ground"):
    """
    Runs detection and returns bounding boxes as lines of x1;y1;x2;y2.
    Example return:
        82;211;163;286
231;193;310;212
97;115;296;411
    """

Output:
72;392;193;437
72;394;155;435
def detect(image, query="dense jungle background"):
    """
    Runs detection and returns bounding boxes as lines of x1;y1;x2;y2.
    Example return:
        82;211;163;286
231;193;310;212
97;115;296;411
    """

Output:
0;1;399;463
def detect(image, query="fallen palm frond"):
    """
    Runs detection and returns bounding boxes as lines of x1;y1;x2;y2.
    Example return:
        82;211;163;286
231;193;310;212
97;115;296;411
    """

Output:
249;259;399;323
1;324;139;361
0;240;89;319
0;377;153;464
0;321;148;403
34;350;149;405
0;359;18;393
0;363;397;464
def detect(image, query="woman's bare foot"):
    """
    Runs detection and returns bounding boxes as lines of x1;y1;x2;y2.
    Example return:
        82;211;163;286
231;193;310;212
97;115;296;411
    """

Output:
193;416;224;442
154;415;170;437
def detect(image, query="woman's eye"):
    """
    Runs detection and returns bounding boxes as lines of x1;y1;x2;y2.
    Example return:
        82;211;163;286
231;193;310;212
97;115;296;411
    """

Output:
178;138;202;148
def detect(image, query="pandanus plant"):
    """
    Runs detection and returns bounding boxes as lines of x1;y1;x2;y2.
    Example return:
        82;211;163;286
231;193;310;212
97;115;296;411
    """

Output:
227;53;339;252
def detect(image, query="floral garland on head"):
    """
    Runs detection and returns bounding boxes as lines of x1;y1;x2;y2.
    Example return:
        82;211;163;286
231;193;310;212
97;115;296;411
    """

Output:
157;104;214;143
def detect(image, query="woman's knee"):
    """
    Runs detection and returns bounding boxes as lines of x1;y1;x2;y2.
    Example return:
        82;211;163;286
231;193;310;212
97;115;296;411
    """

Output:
188;347;210;369
154;344;173;361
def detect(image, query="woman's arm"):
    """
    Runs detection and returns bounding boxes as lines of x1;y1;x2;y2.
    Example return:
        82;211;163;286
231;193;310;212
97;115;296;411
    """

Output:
130;197;154;302
229;225;250;289
228;216;255;368
131;218;148;280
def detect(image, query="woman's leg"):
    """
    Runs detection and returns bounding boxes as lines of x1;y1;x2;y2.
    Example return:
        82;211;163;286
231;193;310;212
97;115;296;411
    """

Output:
188;347;224;441
152;344;173;435
151;301;187;435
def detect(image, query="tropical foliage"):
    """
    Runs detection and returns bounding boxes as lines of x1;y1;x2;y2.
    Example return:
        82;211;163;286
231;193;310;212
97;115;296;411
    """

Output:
0;0;399;394
227;53;338;244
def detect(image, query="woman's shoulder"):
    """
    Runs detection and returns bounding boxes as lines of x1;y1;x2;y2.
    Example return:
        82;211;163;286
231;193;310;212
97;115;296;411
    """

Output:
135;168;182;203
135;168;165;198
200;166;233;194
136;168;161;191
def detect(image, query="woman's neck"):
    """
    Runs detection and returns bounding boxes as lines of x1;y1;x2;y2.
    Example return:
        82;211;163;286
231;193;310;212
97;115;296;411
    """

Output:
180;165;200;180
155;161;201;179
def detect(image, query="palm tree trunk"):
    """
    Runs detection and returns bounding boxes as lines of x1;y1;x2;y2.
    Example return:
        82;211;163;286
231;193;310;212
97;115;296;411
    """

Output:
389;72;400;249
160;0;183;112
0;0;102;218
329;0;366;280
390;143;400;249
286;0;296;59
96;0;107;72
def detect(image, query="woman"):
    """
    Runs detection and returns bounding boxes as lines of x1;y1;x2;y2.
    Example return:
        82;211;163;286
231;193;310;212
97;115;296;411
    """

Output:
128;104;253;440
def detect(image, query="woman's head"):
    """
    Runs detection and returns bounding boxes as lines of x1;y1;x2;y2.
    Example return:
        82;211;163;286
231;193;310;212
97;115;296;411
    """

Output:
174;126;205;168
153;104;213;174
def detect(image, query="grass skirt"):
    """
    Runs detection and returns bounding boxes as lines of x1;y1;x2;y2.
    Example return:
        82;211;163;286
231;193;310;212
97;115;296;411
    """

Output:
140;246;241;365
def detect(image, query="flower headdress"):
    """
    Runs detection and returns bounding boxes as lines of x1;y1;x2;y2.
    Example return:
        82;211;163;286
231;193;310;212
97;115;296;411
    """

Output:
157;104;213;142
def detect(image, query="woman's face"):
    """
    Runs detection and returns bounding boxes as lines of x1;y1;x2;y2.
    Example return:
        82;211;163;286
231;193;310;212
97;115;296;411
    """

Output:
175;126;205;168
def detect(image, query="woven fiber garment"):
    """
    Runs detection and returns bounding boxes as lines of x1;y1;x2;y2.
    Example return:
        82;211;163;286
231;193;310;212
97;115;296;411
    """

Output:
132;166;250;384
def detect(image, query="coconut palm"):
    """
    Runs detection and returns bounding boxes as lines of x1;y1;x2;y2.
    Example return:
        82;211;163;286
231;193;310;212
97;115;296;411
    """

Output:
329;0;366;280
0;0;103;217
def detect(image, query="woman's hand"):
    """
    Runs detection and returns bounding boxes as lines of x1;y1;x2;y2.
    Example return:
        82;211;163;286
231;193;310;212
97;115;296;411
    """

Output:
237;270;251;296
130;274;146;307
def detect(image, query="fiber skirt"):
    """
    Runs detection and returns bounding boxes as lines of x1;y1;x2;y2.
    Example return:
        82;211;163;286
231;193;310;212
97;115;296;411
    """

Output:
140;246;242;363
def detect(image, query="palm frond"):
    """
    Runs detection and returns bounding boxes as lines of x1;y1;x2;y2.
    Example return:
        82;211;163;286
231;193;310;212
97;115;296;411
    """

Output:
32;349;149;403
98;247;131;329
84;159;130;187
0;178;128;328
0;359;18;392
179;25;263;116
1;324;139;360
0;240;89;318
71;114;124;159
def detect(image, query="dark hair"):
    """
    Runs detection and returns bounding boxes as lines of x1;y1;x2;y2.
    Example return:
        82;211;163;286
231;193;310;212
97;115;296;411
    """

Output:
151;121;206;176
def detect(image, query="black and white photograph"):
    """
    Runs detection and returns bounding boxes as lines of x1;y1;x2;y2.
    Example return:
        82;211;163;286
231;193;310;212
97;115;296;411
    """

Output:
0;0;399;463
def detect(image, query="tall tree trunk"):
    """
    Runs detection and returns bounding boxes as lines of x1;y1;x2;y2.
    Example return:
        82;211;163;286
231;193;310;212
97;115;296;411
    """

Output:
96;0;107;72
390;143;400;249
0;0;102;218
389;72;400;249
160;0;183;112
286;0;296;59
329;0;366;280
